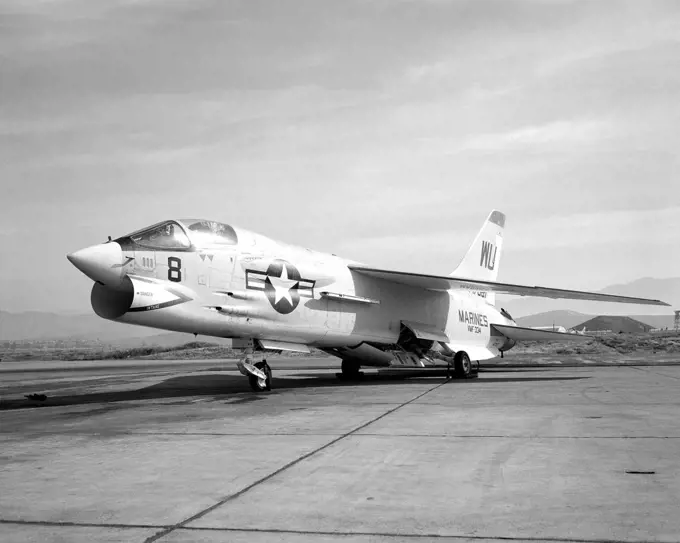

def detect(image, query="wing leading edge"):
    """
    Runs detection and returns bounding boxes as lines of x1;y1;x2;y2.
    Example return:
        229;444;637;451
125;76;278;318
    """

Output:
349;265;670;307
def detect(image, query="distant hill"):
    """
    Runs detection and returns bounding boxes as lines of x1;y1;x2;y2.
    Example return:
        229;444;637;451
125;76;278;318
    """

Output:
109;332;232;349
2;275;678;343
0;311;231;347
600;277;680;303
501;276;680;317
516;310;591;329
0;311;154;341
116;333;232;348
574;316;653;334
516;310;675;330
628;314;676;330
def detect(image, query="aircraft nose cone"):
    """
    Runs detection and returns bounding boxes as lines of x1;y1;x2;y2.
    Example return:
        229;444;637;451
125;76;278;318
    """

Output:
67;242;125;286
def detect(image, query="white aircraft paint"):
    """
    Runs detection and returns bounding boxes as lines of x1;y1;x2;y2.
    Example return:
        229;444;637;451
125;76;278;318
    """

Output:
67;210;670;390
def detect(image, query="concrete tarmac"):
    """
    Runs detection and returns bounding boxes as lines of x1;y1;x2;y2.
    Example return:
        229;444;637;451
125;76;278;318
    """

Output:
1;358;679;542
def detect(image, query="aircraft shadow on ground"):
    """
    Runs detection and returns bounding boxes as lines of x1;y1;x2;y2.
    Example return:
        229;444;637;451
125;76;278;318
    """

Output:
479;366;565;372
0;370;589;411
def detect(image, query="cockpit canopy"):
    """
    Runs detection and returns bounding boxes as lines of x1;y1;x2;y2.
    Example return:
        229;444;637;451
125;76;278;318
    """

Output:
119;219;238;251
180;219;238;247
128;221;191;250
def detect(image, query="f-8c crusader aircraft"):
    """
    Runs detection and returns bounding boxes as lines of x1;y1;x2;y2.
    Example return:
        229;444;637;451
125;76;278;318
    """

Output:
67;210;669;392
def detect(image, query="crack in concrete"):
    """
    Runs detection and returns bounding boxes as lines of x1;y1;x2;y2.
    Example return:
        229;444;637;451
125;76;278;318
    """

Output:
190;526;659;542
0;518;162;529
353;434;680;439
0;519;655;543
124;431;360;436
143;379;449;543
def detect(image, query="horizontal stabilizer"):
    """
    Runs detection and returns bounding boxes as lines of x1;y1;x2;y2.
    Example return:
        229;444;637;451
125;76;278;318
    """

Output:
349;265;670;307
492;324;590;342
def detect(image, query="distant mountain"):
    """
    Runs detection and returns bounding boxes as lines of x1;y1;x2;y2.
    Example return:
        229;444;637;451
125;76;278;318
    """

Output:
516;310;675;330
500;277;680;317
516;310;590;329
107;333;232;349
0;311;231;346
0;311;158;341
2;276;677;343
600;277;680;305
628;314;676;329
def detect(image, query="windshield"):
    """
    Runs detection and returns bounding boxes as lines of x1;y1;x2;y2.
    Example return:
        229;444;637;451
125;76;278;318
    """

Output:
129;221;191;250
180;219;238;247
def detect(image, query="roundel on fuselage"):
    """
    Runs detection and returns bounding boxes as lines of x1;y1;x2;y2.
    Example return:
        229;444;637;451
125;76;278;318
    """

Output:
264;260;302;314
245;259;316;315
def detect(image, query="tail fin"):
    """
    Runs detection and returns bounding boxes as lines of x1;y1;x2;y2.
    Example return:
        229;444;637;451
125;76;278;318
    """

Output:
451;209;506;305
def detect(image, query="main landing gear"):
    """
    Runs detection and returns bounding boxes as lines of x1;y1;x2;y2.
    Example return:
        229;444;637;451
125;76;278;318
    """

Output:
443;351;474;379
237;340;272;392
453;351;472;379
337;360;363;380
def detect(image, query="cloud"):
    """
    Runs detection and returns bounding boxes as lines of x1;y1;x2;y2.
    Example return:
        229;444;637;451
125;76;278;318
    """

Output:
508;207;680;251
2;0;680;312
457;120;615;153
336;206;680;275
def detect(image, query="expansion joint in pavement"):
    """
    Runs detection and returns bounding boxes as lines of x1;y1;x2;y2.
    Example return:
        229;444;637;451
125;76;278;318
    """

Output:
354;433;680;439
0;519;161;530
143;380;448;543
0;519;660;543
165;525;664;543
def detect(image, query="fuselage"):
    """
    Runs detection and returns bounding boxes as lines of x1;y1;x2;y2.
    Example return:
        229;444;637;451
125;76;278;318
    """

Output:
70;219;516;363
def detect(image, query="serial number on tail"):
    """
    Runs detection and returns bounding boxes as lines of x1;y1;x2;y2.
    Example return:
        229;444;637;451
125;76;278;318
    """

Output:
480;240;497;270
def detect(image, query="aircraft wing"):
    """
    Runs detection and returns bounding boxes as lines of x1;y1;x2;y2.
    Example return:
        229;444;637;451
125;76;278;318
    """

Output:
491;324;590;342
348;265;670;307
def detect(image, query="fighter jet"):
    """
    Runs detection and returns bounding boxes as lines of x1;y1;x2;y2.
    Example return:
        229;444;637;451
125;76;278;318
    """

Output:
67;211;669;391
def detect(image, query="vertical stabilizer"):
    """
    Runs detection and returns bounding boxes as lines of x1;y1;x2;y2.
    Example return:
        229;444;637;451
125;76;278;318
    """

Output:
451;210;506;305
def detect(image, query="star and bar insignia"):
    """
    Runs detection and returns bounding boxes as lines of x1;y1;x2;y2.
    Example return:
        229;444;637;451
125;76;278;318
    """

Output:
245;260;315;314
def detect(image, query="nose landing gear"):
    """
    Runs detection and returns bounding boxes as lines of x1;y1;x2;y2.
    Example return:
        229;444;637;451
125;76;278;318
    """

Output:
248;360;272;392
236;340;273;392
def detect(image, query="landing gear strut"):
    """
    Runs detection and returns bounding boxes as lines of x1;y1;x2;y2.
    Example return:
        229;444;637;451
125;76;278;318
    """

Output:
237;340;273;392
248;360;272;392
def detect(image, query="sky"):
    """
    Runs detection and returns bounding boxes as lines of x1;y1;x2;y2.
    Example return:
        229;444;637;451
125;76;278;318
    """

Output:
1;0;679;314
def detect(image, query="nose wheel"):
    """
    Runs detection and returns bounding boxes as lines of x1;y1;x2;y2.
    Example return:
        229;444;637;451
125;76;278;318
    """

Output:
248;360;272;392
237;340;273;392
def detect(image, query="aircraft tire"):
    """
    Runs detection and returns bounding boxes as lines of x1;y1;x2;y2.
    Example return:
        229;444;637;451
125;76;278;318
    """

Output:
454;351;472;379
248;361;272;392
341;360;362;379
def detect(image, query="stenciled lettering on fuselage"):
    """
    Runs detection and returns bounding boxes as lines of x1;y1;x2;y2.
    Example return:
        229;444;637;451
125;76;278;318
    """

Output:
127;276;194;312
458;309;489;334
480;240;497;270
245;260;315;315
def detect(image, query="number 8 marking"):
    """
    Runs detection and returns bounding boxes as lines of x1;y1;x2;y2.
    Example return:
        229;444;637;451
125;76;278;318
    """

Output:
168;257;182;282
